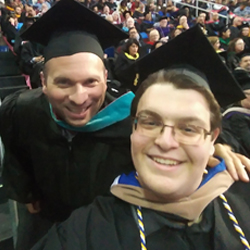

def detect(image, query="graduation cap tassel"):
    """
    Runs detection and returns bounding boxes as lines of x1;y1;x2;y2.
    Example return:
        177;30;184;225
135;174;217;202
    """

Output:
219;194;250;250
137;206;147;250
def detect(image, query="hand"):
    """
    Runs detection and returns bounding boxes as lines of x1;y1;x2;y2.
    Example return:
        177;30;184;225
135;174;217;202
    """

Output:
34;56;44;63
208;144;250;182
26;201;41;214
160;37;168;43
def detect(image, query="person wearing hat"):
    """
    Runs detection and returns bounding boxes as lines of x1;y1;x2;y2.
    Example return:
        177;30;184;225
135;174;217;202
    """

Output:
32;26;250;250
140;11;154;33
0;3;249;249
223;56;250;157
155;16;173;38
0;0;132;248
239;22;250;49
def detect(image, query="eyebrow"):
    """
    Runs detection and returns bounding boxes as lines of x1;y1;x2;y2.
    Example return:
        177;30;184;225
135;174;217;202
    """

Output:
137;109;207;126
54;77;72;83
54;75;102;84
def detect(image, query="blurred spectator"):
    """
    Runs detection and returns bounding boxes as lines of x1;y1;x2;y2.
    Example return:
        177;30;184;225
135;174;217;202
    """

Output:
177;15;189;30
123;10;131;21
96;0;106;11
207;36;222;52
239;22;250;49
170;27;183;39
146;0;160;22
25;5;37;17
40;2;49;15
101;5;111;18
106;0;117;11
140;11;154;32
82;0;94;8
156;16;173;38
147;28;160;45
20;41;44;88
35;0;51;12
91;4;101;14
228;0;237;12
119;0;128;14
213;0;228;12
105;14;113;22
230;16;242;40
122;16;135;32
233;1;250;17
151;39;166;50
114;38;140;78
130;0;140;13
224;55;250;157
165;0;179;18
207;12;224;36
133;2;145;20
236;53;250;72
112;10;122;25
14;16;38;57
227;37;245;70
118;27;148;56
219;25;231;50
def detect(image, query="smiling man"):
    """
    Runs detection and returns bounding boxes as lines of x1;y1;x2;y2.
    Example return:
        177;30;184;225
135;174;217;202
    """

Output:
32;27;250;250
0;0;131;249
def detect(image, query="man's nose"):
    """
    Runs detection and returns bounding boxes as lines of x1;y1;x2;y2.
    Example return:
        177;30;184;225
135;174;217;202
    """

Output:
154;126;179;150
68;84;88;105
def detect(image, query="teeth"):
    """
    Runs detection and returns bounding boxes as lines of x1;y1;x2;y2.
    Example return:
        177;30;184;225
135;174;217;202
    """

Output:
152;157;179;165
69;108;86;114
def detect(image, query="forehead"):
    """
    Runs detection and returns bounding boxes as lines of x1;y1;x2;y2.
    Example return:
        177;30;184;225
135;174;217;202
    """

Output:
45;52;104;78
137;84;210;125
236;39;244;44
150;30;159;36
241;56;250;61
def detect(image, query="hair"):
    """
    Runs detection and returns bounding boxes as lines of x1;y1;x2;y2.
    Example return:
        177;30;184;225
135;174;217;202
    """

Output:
131;69;222;134
128;26;137;33
228;38;243;52
207;36;219;47
123;10;131;18
219;26;229;37
151;40;166;51
124;38;140;53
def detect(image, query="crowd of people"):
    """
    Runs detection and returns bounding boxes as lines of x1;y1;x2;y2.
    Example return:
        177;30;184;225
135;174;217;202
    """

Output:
0;0;250;249
2;0;250;86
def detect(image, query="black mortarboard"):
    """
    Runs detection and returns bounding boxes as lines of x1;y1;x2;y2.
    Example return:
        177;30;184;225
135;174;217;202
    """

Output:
233;69;250;90
20;0;127;62
241;21;250;28
159;16;168;21
118;25;244;107
236;48;250;60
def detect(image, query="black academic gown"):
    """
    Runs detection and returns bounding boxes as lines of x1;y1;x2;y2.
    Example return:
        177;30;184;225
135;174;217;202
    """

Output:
19;41;44;88
114;52;139;80
223;108;250;157
32;179;250;250
0;88;134;222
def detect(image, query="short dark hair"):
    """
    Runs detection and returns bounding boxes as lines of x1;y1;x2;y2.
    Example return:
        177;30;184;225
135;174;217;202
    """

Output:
151;40;166;51
124;38;140;53
128;27;137;33
131;69;221;134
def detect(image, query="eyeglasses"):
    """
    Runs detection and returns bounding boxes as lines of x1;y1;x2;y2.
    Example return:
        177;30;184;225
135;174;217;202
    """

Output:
133;114;212;145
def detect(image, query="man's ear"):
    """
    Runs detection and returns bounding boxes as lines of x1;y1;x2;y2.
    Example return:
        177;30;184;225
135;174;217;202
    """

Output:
104;69;108;90
211;128;220;143
40;71;47;94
